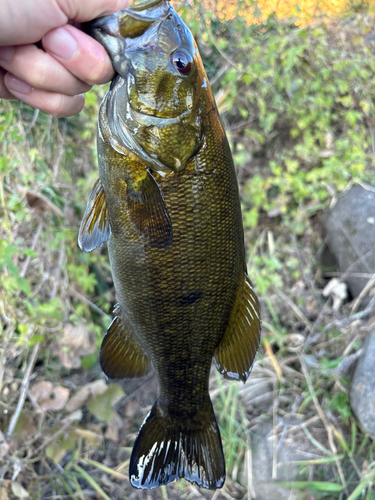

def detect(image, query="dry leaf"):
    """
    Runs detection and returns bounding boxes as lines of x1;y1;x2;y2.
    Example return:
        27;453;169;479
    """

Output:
54;324;96;369
65;379;107;413
0;487;9;500
30;381;70;411
41;386;70;411
11;483;29;499
125;399;140;418
87;385;125;422
0;431;10;460
30;381;53;403
45;425;77;464
21;188;64;217
104;411;123;442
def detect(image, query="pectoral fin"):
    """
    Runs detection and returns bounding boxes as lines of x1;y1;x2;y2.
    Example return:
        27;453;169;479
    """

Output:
127;170;173;249
100;305;150;379
78;179;111;253
215;275;261;383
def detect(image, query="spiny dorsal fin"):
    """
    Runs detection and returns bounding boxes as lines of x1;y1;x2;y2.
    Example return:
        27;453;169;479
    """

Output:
127;170;173;249
100;304;150;379
78;179;111;253
214;275;261;383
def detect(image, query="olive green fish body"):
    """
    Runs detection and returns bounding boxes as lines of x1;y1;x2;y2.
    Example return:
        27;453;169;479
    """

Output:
79;0;261;490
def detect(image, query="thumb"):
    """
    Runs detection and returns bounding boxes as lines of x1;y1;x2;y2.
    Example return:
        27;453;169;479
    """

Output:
0;0;129;45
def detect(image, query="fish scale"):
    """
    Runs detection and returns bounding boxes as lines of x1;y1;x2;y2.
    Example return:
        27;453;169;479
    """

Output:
79;0;261;490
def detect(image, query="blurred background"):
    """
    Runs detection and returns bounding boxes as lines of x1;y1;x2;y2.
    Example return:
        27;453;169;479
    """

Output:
1;0;375;498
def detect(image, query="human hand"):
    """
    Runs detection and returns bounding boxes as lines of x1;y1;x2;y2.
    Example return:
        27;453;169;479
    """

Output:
0;0;129;117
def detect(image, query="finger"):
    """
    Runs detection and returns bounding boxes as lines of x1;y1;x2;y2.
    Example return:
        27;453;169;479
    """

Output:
59;0;130;23
0;44;91;95
4;73;85;117
42;25;115;86
0;67;15;99
0;0;129;46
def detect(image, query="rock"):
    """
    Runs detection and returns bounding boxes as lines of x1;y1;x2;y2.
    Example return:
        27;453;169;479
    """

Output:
247;420;320;500
322;185;375;304
350;329;375;439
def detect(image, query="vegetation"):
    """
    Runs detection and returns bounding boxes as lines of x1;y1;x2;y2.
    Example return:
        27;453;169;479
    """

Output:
1;1;375;499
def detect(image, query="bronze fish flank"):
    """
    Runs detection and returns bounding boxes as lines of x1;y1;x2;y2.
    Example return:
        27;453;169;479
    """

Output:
79;0;261;490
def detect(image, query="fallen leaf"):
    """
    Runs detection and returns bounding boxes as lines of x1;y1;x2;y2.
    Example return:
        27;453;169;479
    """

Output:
65;379;107;413
125;400;140;418
87;385;125;423
40;386;70;411
46;425;77;464
0;431;10;460
11;482;29;499
104;412;123;442
0;487;9;500
54;324;97;369
20;188;64;217
30;381;70;411
12;412;36;443
30;381;53;403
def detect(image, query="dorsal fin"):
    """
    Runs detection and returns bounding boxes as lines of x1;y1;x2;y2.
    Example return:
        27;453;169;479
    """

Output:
214;275;261;383
78;179;111;253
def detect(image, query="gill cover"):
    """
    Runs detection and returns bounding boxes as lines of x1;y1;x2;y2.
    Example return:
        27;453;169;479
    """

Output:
87;0;203;174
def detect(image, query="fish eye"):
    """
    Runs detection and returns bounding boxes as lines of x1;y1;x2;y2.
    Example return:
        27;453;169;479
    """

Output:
171;50;193;76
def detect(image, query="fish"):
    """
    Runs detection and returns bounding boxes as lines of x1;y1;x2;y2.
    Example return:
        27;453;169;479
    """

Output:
78;0;261;490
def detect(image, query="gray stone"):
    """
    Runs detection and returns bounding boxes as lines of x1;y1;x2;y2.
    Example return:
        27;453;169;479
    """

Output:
245;421;319;500
350;329;375;439
322;185;375;302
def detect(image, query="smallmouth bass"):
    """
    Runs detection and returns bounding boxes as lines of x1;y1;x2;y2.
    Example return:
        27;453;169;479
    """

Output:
79;0;261;490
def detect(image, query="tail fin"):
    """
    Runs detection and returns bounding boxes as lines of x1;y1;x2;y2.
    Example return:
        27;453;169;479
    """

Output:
129;402;225;490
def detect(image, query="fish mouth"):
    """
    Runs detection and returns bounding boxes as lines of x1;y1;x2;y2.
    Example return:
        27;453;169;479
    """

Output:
84;0;171;42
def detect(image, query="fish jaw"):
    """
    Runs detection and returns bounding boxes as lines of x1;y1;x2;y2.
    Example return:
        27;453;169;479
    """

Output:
84;0;173;77
89;2;206;174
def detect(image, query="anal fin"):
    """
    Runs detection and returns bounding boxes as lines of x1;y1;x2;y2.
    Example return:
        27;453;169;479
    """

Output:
215;275;261;383
100;304;150;379
127;170;172;249
78;179;111;253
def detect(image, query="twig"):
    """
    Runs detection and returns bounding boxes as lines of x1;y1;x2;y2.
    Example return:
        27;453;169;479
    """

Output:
25;420;72;459
275;289;312;330
246;445;255;500
52;121;67;182
350;296;375;320
20;221;43;278
272;383;278;480
350;272;375;315
25;108;40;134
50;244;65;300
0;321;16;391
7;342;40;438
69;287;110;318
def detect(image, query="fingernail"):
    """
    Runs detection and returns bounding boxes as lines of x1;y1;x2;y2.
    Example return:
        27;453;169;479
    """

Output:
45;27;78;60
6;75;31;94
0;46;14;62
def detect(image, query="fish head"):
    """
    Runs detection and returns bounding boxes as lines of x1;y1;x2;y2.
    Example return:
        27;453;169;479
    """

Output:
87;0;208;173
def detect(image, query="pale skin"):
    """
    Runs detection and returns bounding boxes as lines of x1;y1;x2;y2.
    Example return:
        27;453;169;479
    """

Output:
0;0;129;117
